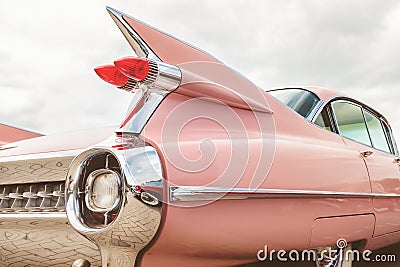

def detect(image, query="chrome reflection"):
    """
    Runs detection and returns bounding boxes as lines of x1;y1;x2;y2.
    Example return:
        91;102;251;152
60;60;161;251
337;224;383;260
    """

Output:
119;88;167;134
66;138;163;267
0;150;80;184
0;213;101;267
0;181;65;213
143;59;181;91
67;151;124;230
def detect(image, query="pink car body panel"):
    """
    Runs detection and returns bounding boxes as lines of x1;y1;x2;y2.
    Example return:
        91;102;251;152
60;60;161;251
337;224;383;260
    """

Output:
0;123;42;146
137;90;379;266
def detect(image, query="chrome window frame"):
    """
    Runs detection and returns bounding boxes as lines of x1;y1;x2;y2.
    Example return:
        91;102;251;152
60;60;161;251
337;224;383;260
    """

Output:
380;118;397;155
363;109;392;154
311;97;399;156
330;100;372;147
313;103;338;133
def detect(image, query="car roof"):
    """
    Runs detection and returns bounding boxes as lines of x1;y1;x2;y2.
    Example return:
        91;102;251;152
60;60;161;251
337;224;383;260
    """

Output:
302;87;388;120
300;86;346;102
267;86;345;102
266;86;388;123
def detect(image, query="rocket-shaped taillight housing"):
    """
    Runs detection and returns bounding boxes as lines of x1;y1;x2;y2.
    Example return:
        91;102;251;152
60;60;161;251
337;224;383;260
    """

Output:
94;57;181;92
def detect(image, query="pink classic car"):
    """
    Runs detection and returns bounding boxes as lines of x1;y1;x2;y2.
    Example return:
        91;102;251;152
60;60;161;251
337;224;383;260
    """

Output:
1;7;400;267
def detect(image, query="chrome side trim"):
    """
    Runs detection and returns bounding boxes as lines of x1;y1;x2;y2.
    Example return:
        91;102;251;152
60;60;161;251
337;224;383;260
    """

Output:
170;186;400;202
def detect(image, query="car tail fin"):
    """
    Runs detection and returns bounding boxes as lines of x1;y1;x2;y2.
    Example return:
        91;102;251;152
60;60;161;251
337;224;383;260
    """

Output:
104;7;273;135
106;7;219;65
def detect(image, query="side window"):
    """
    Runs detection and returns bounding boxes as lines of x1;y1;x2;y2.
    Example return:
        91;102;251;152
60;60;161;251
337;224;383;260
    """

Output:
268;89;320;118
314;107;333;132
331;102;371;146
364;110;391;153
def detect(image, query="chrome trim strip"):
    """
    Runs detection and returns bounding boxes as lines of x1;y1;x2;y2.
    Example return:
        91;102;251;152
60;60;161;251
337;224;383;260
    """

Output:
307;99;324;121
170;186;400;202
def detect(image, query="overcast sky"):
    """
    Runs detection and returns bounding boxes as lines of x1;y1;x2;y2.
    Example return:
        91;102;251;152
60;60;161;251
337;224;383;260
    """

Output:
1;1;400;143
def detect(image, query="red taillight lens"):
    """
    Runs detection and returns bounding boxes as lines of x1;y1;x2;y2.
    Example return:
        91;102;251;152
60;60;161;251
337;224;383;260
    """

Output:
133;185;142;193
114;57;149;81
94;65;129;87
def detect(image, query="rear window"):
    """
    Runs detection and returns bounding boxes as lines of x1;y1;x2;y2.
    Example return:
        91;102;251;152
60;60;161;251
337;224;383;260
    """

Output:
268;89;320;118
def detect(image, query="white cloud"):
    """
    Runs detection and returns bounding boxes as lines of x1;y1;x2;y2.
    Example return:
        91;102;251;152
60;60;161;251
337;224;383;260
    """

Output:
0;0;399;143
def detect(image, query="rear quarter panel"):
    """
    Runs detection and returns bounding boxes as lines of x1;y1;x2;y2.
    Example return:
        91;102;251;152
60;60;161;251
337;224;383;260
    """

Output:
138;91;374;266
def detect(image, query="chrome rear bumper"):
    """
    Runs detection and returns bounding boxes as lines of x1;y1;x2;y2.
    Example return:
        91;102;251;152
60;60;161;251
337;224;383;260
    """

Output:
0;151;102;266
0;135;164;267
